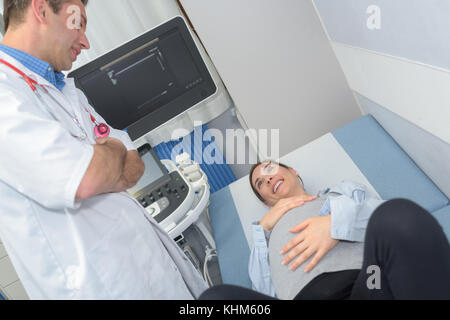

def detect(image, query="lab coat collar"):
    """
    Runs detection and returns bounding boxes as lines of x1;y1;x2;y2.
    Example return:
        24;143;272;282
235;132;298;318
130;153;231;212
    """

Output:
0;51;88;140
0;51;82;109
0;51;65;92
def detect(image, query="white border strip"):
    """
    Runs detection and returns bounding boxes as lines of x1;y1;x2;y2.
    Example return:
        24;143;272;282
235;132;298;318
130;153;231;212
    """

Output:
331;41;450;143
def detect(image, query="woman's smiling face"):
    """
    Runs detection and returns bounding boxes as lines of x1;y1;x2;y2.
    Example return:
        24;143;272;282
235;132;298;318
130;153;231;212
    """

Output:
251;161;304;206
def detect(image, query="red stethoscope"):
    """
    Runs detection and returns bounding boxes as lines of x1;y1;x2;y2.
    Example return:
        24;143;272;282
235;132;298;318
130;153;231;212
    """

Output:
0;58;110;139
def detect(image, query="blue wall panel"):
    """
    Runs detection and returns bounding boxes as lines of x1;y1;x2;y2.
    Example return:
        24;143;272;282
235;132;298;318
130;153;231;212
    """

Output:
153;124;236;194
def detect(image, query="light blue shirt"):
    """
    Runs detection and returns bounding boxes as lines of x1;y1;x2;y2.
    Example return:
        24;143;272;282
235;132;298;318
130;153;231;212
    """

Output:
249;222;277;297
248;180;385;297
0;44;66;91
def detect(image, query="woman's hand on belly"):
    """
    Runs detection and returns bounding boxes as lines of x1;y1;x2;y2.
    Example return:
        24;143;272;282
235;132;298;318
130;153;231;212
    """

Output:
280;215;339;272
260;195;316;231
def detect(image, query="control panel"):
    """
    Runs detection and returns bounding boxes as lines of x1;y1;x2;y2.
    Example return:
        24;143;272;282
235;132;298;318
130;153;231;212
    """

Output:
135;170;190;223
128;143;209;238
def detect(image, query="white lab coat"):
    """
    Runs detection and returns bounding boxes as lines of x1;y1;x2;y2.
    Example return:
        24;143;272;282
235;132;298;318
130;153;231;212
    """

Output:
0;51;208;299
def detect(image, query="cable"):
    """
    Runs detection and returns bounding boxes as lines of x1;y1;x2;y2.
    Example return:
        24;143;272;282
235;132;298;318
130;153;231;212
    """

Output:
207;254;217;285
0;289;7;300
206;207;210;221
203;246;218;287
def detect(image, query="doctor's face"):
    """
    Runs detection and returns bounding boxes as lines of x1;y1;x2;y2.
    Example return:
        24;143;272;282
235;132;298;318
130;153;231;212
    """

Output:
250;161;304;207
45;0;90;71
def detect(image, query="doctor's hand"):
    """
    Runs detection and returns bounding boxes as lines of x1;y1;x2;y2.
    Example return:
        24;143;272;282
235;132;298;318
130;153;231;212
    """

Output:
95;137;128;156
110;150;145;193
259;195;317;231
95;136;122;146
95;138;145;193
280;215;338;272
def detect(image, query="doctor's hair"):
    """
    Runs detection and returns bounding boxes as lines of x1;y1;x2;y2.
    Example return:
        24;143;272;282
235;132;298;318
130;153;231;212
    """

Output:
3;0;89;32
249;161;304;203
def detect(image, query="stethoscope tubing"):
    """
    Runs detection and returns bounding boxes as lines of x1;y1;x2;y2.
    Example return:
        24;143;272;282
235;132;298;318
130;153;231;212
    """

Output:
37;84;87;133
0;58;110;139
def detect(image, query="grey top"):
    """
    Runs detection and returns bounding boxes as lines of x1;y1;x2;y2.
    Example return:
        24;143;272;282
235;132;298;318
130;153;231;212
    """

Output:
268;196;364;299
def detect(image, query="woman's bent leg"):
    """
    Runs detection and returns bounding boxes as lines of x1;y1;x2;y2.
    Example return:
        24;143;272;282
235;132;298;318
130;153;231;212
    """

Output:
351;199;450;299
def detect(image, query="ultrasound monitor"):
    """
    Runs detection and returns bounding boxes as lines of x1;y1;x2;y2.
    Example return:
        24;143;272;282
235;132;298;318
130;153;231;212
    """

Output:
69;16;217;140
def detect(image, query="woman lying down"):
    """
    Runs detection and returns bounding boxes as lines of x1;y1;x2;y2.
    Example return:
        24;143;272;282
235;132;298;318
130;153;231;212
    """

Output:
236;160;450;300
248;160;380;299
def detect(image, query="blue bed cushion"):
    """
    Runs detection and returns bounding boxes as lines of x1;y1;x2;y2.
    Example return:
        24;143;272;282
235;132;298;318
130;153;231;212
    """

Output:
431;206;450;242
209;187;252;288
332;115;449;213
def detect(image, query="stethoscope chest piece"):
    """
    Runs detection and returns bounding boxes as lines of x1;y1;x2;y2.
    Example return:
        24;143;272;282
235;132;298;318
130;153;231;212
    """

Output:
94;123;110;138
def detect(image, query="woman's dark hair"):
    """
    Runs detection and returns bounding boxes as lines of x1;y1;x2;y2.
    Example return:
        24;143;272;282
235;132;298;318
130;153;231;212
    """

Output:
3;0;89;32
249;161;304;203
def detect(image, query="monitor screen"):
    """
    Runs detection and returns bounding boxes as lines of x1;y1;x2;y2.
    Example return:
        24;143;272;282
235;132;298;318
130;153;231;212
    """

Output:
69;16;216;140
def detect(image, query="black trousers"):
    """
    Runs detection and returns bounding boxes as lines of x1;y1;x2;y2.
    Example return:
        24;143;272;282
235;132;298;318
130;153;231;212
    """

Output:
199;199;450;300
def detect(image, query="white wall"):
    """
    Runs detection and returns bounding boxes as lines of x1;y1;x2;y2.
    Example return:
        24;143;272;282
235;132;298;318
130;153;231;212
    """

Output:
180;0;362;158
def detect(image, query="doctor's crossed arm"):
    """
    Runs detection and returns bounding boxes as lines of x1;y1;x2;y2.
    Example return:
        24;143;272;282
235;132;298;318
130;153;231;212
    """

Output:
75;89;145;197
95;136;145;193
76;137;145;199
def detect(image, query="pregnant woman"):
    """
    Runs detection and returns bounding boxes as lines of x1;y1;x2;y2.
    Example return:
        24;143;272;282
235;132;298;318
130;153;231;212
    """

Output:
200;161;450;300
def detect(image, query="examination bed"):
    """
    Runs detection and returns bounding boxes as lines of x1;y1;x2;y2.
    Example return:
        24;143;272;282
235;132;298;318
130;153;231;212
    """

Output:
208;114;450;289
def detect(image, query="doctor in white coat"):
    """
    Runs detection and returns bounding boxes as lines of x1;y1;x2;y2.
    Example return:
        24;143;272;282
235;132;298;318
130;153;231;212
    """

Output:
0;0;207;299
